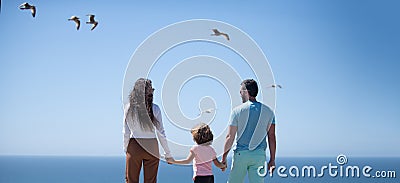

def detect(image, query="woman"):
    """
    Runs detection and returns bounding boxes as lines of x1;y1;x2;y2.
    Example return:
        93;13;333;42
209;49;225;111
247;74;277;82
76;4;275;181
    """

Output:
123;78;172;183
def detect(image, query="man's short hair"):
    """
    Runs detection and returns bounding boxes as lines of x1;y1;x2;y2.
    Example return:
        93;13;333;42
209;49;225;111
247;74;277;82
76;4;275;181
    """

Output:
241;79;258;97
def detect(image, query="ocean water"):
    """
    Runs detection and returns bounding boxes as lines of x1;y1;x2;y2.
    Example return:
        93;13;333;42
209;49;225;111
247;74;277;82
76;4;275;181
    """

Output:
0;156;399;183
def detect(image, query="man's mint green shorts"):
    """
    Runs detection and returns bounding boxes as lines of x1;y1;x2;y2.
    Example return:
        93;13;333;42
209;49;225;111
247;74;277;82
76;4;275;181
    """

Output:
228;149;266;183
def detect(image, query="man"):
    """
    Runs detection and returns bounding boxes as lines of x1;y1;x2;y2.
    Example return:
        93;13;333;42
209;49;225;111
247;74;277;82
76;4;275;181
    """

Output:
222;79;276;183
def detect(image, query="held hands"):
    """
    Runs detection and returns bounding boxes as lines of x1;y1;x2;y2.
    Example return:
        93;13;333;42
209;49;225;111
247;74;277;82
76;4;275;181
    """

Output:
220;162;227;172
165;157;175;164
220;158;228;172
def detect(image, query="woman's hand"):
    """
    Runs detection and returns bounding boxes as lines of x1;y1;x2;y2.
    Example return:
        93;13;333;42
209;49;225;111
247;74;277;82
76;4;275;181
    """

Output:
165;157;175;164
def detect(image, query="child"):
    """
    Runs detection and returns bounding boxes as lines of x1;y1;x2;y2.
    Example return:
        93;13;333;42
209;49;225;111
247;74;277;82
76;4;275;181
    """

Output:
167;123;226;183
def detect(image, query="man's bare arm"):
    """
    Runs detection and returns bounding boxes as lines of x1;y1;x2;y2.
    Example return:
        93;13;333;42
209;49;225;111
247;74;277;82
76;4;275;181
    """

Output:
267;124;276;171
222;126;237;164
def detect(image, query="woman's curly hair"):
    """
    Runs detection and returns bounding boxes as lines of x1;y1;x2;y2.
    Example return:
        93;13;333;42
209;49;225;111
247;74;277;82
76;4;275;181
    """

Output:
191;123;213;145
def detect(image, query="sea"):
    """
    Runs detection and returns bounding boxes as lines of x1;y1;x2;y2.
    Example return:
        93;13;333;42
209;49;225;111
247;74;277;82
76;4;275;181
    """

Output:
0;156;399;183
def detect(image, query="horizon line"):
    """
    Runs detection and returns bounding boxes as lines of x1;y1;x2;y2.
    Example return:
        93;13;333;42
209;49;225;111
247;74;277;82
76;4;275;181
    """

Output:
1;154;400;158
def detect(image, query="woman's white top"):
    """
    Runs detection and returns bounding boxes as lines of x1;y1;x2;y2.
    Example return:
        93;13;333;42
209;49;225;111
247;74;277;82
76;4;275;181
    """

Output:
123;103;172;158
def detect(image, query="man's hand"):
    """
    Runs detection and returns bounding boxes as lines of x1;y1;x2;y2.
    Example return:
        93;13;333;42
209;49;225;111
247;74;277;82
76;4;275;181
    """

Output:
221;161;227;172
267;160;275;174
221;157;226;165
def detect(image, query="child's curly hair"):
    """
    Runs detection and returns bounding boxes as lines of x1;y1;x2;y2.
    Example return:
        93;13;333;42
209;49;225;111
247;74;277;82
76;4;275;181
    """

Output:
191;123;213;145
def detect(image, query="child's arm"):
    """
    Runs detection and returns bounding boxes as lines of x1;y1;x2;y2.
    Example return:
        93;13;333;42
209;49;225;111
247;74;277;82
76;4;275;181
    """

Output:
213;158;227;170
168;151;195;165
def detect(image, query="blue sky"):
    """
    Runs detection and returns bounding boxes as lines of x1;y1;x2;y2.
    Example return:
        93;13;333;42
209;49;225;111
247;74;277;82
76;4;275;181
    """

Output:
0;0;399;157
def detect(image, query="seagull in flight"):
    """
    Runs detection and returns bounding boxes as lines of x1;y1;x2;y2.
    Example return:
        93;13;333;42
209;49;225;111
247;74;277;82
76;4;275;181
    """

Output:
197;108;216;116
267;84;282;89
68;16;80;30
211;29;230;41
19;2;36;17
86;14;98;31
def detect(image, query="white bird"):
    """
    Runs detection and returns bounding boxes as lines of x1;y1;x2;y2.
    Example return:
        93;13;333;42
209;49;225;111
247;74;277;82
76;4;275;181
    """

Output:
86;14;98;31
19;2;36;17
197;108;216;116
268;84;282;89
211;29;230;41
68;16;80;30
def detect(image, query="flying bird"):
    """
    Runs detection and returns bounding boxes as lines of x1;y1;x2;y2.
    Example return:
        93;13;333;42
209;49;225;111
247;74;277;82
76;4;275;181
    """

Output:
86;14;98;31
211;29;230;41
268;84;282;89
19;2;36;17
197;108;216;116
68;16;80;30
